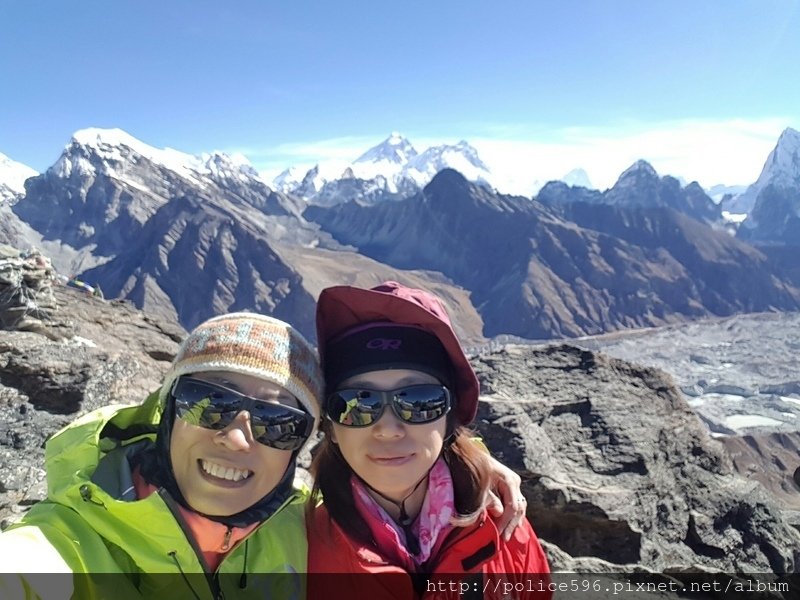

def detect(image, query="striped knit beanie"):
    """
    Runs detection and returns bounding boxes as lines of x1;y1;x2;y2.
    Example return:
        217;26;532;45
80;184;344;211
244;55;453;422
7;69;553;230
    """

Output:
159;312;323;428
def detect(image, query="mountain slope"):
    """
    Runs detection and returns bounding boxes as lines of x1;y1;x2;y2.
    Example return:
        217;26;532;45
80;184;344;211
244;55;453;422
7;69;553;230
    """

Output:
306;169;800;339
0;153;37;205
79;192;318;335
13;128;303;257
603;160;721;224
537;160;722;225
725;127;800;215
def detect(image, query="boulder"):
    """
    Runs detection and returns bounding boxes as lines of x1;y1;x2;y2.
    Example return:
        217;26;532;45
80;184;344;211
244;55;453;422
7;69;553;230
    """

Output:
471;344;800;575
0;284;182;526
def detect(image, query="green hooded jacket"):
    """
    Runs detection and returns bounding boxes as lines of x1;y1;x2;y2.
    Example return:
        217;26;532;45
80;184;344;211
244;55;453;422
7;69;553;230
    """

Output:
0;391;308;600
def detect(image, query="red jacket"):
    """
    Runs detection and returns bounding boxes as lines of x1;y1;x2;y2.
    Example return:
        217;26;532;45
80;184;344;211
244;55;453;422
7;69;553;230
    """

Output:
307;506;551;600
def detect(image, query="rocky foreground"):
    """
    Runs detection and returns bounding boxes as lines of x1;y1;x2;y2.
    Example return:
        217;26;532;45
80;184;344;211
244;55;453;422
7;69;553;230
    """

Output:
578;312;800;512
1;278;799;594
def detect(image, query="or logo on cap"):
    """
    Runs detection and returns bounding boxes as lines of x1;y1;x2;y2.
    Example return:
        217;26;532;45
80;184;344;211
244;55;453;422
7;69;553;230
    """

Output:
366;338;402;350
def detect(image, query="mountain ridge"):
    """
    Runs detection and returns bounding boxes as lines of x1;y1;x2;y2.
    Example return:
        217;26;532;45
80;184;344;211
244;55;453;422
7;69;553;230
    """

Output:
4;129;800;345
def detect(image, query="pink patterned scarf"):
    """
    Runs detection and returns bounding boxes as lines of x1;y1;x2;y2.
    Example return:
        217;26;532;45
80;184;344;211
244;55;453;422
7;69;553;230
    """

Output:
351;457;455;570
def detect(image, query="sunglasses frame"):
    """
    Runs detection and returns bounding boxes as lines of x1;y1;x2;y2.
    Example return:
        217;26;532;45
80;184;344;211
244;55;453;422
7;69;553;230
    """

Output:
324;384;452;428
169;376;313;451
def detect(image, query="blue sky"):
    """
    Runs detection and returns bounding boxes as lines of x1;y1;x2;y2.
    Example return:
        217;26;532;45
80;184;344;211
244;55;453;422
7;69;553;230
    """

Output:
2;0;799;191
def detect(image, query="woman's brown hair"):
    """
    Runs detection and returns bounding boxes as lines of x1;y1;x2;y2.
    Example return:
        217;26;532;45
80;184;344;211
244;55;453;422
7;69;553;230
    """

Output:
308;413;494;546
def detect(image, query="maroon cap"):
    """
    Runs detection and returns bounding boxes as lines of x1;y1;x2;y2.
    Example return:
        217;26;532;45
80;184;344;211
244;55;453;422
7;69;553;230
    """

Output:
316;281;479;424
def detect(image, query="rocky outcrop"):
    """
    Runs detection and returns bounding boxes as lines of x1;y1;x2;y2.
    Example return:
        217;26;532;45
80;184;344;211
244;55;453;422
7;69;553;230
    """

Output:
471;344;800;576
0;245;59;333
0;285;183;527
576;310;800;518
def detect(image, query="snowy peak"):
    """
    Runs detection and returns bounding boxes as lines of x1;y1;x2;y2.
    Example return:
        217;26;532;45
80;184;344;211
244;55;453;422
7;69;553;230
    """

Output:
53;127;203;180
350;133;418;183
425;140;489;170
561;168;593;189
618;159;659;182
272;166;306;193
603;160;661;200
71;127;200;170
72;127;161;155
355;133;418;165
764;127;800;184
201;151;260;183
51;128;266;188
601;158;720;223
405;140;492;188
0;152;38;203
723;127;800;215
277;134;495;204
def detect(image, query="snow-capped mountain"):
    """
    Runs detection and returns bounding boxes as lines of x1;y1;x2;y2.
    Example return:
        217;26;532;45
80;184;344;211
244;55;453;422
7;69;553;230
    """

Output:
8;128;337;332
0;152;38;204
272;166;306;193
601;160;720;223
723;127;800;215
404;141;492;188
272;134;494;205
735;128;800;244
12;128;305;257
605;160;660;198
561;168;593;189
52;128;266;190
351;132;418;184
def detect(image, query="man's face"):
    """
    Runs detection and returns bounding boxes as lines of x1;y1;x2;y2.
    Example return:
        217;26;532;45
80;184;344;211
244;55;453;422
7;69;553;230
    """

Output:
170;371;299;516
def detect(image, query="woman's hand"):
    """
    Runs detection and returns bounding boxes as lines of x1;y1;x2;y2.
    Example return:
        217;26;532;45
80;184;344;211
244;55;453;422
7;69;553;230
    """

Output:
485;454;527;541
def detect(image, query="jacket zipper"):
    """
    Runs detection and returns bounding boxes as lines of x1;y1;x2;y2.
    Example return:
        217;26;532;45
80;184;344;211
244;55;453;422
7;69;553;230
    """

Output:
159;488;301;598
220;526;233;552
159;489;222;599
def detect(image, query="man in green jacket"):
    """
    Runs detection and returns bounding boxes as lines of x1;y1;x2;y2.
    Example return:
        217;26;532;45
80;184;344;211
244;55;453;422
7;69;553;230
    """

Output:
0;312;323;600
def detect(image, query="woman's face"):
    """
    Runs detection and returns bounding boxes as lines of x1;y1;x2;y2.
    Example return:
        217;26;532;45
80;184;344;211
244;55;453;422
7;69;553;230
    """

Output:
170;370;298;516
331;369;447;502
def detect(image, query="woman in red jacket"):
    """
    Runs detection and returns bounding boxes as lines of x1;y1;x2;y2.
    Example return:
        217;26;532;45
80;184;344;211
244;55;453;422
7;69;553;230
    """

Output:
308;282;550;599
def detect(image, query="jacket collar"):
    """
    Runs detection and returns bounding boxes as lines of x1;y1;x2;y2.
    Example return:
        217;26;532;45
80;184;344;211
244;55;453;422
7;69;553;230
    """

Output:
349;510;499;574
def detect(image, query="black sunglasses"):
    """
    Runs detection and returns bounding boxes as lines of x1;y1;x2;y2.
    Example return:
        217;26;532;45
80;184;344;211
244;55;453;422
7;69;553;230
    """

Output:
170;377;313;451
325;384;451;428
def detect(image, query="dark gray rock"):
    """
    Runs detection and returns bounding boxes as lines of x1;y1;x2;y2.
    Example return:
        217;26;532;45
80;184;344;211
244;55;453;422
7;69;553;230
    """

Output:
738;184;800;246
575;311;800;533
537;180;604;206
0;285;182;526
603;161;722;225
472;344;800;574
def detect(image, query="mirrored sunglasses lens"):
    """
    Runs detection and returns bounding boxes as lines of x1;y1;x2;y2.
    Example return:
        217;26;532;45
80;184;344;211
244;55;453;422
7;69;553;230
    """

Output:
394;385;450;423
174;380;242;429
248;403;311;450
327;390;383;426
